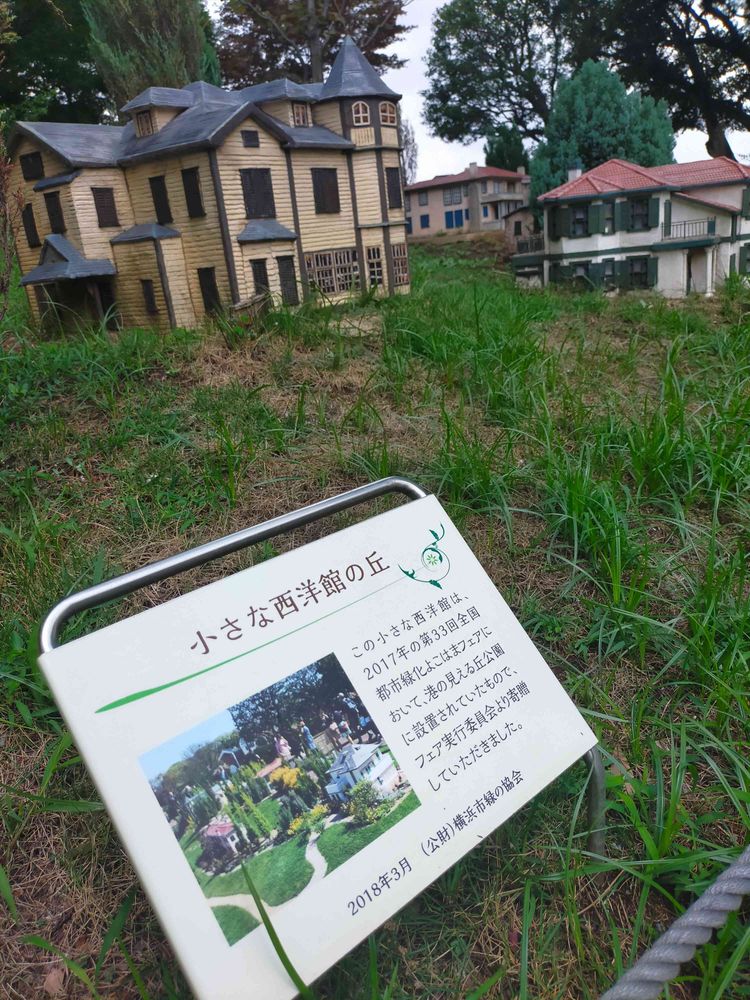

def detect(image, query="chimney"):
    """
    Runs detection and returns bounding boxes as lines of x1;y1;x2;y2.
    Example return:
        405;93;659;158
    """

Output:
468;161;478;177
516;165;526;175
567;158;583;182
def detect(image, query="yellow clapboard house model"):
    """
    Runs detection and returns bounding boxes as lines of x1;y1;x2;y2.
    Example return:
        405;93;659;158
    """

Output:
9;38;410;330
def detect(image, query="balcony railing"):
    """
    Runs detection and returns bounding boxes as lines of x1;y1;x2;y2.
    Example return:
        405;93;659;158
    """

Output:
515;234;545;254
661;217;716;240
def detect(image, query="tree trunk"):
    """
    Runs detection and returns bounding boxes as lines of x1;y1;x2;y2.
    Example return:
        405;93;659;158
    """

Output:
306;0;323;82
705;122;735;159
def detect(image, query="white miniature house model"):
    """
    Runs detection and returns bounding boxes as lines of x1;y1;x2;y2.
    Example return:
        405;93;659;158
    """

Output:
325;743;398;802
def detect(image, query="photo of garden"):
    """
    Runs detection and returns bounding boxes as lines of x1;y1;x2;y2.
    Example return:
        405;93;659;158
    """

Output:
140;653;419;946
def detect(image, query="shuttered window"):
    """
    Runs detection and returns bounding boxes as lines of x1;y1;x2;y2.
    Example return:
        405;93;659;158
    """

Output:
241;129;260;148
292;102;310;126
305;248;359;294
21;203;41;248
44;191;66;233
602;201;615;234
135;111;155;137
385;167;402;209
420;214;429;229
251;259;270;296
628;255;649;287
141;279;158;315
629;198;650;231
418;191;428;206
149;175;173;224
379;101;397;125
20;152;44;181
277;256;299;305
92;187;119;228
392;243;410;286
182;167;205;218
198;267;220;313
571;204;588;236
311;168;340;214
367;247;383;286
240;168;276;218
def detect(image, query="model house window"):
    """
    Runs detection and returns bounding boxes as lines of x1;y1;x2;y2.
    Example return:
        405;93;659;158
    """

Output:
482;205;489;218
367;246;383;286
251;259;270;296
305;248;359;294
141;278;158;315
385;167;402;209
630;198;649;230
277;255;299;305
197;266;220;312
292;102;310;127
311;168;340;213
21;203;40;248
392;242;409;285
20;152;44;181
418;190;428;206
629;256;648;287
92;187;119;228
461;183;468;197
379;101;397;125
241;129;260;148
442;185;461;206
420;213;429;229
603;258;615;287
44;191;65;233
352;101;370;126
571;204;588;237
603;201;614;234
508;182;516;193
182;167;205;218
404;193;411;211
240;168;276;218
149;175;173;224
481;180;487;193
493;180;501;193
573;261;590;282
514;220;522;236
445;210;454;229
135;110;155;137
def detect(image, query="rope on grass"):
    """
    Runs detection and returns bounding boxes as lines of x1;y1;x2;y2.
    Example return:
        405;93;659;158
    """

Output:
599;845;750;999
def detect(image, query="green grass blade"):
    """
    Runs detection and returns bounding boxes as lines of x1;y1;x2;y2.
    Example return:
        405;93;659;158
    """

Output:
0;864;18;921
96;887;136;977
23;935;100;997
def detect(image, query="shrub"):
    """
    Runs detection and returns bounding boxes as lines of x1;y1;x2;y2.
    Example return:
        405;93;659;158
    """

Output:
288;804;330;837
270;766;300;789
347;780;385;825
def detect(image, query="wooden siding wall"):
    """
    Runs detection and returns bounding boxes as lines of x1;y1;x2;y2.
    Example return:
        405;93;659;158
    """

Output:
351;127;375;147
69;169;135;260
111;241;169;330
159;239;195;327
260;100;292;125
215;121;295;301
313;102;342;133
382;149;405;225
124;152;229;320
381;127;399;147
351;151;382;225
153;108;180;131
291;150;356;252
240;240;299;300
11;138;81;265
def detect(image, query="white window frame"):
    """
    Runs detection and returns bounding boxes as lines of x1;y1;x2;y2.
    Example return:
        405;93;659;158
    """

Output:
352;101;370;126
379;101;397;126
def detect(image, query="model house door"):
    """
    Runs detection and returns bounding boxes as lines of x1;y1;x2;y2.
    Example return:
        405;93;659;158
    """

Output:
277;256;299;306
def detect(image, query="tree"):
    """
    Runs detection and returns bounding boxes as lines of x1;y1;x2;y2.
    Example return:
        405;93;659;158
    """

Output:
347;779;383;825
0;0;107;126
398;114;418;183
484;126;525;171
530;60;674;202
217;0;412;87
83;0;220;111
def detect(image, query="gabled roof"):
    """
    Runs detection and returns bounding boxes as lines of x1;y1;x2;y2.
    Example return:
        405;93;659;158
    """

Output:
240;79;321;104
237;220;297;243
20;235;116;285
328;742;379;776
120;87;195;114
111;223;181;243
539;157;750;202
318;36;400;101
405;165;528;192
10;122;125;168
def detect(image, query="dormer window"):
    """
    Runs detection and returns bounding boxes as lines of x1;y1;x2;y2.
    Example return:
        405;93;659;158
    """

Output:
352;101;370;126
135;110;155;137
379;101;397;126
293;102;311;127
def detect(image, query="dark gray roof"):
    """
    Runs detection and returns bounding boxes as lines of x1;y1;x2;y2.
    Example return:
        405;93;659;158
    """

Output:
318;36;400;101
237;220;297;242
267;119;353;149
34;170;81;191
183;81;239;104
120;87;195;114
20;235;116;286
111;223;181;243
11;122;126;167
240;79;321;103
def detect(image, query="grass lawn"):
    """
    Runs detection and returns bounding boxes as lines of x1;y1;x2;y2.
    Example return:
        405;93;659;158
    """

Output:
317;791;420;873
256;795;281;830
2;247;749;998
212;904;260;945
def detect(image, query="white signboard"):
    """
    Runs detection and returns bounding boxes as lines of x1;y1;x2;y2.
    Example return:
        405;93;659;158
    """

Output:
38;495;596;1000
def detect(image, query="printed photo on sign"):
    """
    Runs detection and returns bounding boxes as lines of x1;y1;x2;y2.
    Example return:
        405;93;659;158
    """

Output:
140;653;420;946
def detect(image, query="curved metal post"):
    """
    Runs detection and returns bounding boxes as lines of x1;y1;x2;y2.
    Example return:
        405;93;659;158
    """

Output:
39;476;428;654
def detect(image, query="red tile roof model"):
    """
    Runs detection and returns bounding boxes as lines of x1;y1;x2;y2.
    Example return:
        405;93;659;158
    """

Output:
539;157;750;201
203;821;235;837
405;165;528;192
256;757;282;778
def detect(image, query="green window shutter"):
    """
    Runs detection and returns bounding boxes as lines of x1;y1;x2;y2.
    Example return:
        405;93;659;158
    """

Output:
548;207;559;240
560;263;573;281
549;262;561;283
648;197;660;229
587;204;601;235
663;199;671;235
730;253;737;275
647;256;658;287
742;187;750;219
616;258;629;289
739;244;749;274
589;261;604;286
615;200;629;232
559;206;571;237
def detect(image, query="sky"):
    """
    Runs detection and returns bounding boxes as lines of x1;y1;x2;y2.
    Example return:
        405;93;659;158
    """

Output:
208;0;750;181
140;707;236;783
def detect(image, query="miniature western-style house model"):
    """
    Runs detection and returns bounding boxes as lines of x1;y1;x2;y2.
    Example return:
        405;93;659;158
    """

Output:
513;156;750;296
404;163;532;240
324;742;399;803
9;38;410;330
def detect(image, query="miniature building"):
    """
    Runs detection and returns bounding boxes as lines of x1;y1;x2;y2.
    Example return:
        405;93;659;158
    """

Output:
404;163;530;239
513;157;750;296
324;742;398;802
9;38;410;330
201;820;241;856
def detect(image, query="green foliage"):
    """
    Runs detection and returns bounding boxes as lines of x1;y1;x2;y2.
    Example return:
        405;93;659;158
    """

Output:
530;60;674;202
83;0;219;109
347;779;384;825
484;126;526;171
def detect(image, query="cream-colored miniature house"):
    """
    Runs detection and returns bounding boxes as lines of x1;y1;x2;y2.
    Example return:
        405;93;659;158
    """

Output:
9;38;410;330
